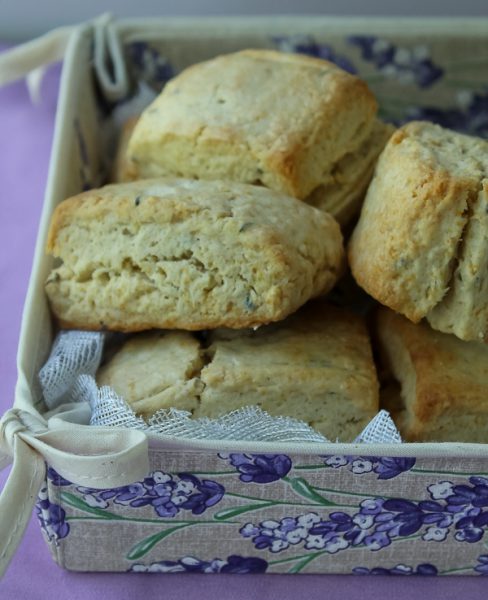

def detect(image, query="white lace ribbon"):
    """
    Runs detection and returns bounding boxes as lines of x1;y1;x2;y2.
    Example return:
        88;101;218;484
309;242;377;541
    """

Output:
0;405;149;578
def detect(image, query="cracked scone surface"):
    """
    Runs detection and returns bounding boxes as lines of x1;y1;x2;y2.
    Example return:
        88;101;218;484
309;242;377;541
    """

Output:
97;331;203;418
45;178;344;331
196;302;379;442
349;121;488;341
376;308;488;442
426;178;488;342
96;302;379;440
126;49;377;200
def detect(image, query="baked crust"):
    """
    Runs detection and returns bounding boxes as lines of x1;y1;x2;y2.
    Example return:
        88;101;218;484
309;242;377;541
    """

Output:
427;179;488;342
305;119;395;225
96;302;379;441
349;121;488;338
117;117;393;228
196;301;379;441
97;331;203;417
376;307;488;442
126;49;377;199
45;178;344;331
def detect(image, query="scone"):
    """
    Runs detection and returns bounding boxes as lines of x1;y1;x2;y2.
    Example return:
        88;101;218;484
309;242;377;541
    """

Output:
195;302;379;441
124;49;380;223
376;307;488;443
116;117;393;228
96;303;379;440
97;331;203;417
349;121;488;342
111;115;175;184
45;178;344;331
305;119;395;225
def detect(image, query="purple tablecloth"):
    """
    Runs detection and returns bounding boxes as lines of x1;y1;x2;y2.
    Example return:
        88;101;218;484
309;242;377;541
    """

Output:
0;56;487;600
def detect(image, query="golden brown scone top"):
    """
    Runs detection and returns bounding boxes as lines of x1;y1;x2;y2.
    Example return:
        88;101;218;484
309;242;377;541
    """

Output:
376;307;488;442
349;121;488;341
45;178;344;332
126;49;377;199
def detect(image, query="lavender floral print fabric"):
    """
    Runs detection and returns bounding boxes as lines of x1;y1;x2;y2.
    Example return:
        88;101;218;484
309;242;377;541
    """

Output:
36;451;488;575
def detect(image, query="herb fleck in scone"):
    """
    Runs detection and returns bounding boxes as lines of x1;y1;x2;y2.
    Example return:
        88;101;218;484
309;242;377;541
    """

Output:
125;49;381;224
45;178;344;331
376;308;488;443
349;121;488;342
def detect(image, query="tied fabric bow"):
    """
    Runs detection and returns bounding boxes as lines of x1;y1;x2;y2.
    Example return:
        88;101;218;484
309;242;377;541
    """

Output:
0;13;129;103
0;405;149;578
0;15;139;578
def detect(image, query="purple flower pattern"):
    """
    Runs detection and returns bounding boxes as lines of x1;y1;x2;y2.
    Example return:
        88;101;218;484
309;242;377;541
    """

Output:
35;486;70;543
220;453;292;483
275;34;443;88
405;91;488;137
274;35;357;74
241;513;343;554
323;455;416;479
241;504;399;555
128;41;174;88
43;462;488;573
47;466;72;486
241;476;488;557
76;471;225;518
129;555;268;574
273;35;487;138
475;555;488;575
348;35;443;87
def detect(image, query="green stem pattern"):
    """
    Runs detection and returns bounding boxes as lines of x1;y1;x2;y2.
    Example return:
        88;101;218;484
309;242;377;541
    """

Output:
312;486;369;498
441;565;475;575
268;551;326;567
311;486;419;503
126;523;194;560
287;552;323;573
66;515;238;525
225;491;327;508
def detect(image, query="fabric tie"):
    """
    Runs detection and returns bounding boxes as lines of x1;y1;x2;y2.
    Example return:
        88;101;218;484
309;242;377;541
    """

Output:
0;406;149;578
0;17;134;577
0;13;128;102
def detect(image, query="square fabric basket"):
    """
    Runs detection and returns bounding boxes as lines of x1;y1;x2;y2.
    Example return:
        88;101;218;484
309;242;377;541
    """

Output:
2;16;488;577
